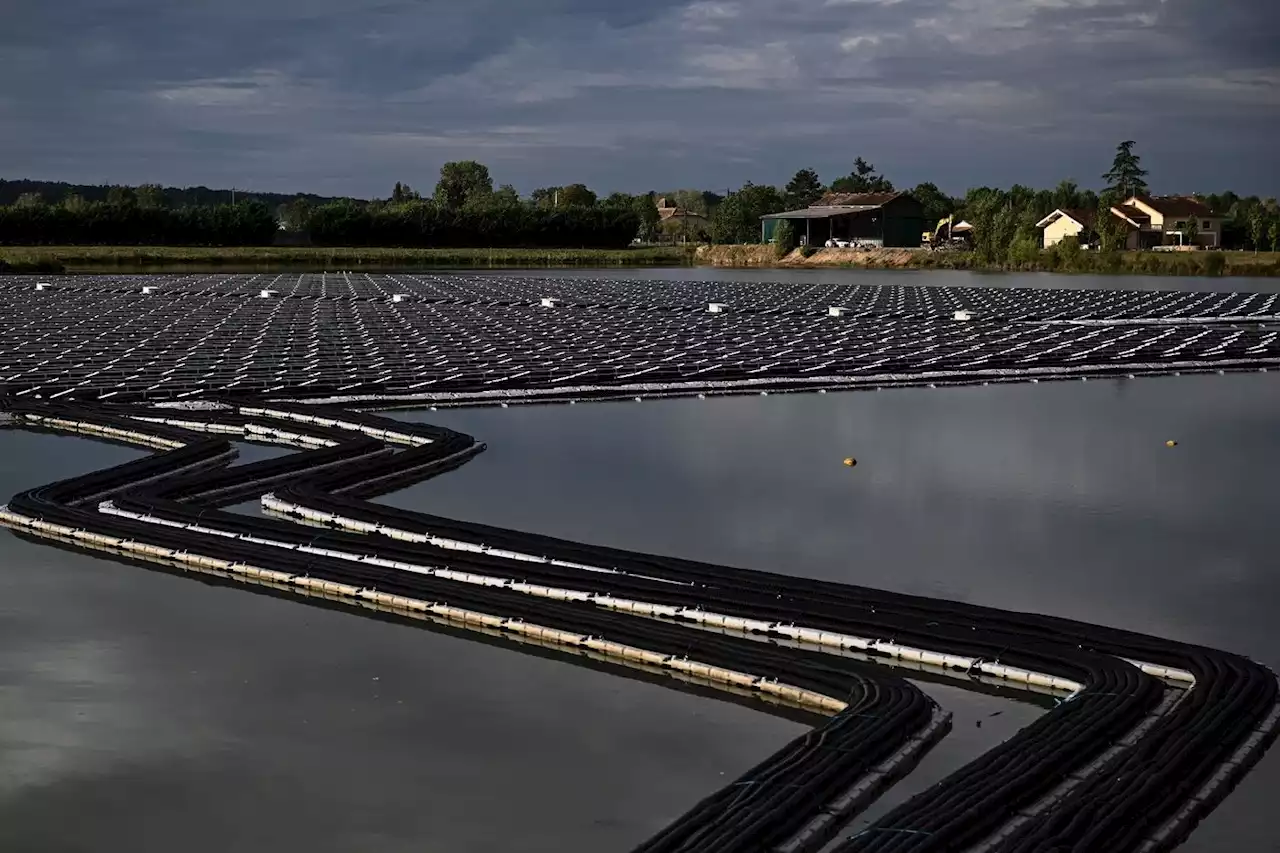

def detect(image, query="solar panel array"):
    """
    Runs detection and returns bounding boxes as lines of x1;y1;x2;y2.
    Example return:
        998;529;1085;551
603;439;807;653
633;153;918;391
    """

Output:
2;274;1277;403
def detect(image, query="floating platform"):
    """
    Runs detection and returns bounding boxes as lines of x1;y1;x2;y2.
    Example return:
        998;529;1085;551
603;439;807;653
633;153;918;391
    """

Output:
0;274;1276;406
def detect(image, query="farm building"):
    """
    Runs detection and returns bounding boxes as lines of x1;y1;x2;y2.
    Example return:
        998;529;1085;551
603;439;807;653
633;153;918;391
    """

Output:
760;192;927;248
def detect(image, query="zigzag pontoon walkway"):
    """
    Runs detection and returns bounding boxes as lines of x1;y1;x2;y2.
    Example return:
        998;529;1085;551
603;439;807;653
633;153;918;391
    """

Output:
2;395;1277;853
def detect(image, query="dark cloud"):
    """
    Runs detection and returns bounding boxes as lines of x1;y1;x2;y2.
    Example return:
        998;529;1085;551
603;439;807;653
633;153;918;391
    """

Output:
2;0;1276;196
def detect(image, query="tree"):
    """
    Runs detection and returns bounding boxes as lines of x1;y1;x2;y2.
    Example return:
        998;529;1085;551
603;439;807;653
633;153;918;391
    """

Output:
1101;140;1149;199
1205;191;1239;215
277;196;313;232
772;220;796;258
135;183;167;209
491;184;521;205
434;160;493;209
530;187;558;208
910;182;955;226
1248;208;1268;253
710;182;785;244
1269;216;1280;253
12;192;44;208
710;192;748;244
390;182;421;203
105;185;136;207
632;194;660;242
1181;216;1199;247
1051;180;1083;212
829;157;894;194
601;192;633;209
784;169;824;209
529;184;598;208
558;183;597;207
62;194;89;213
1096;192;1128;253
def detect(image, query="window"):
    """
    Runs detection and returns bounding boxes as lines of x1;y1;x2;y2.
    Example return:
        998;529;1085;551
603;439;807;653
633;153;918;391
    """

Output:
1174;220;1186;230
1202;220;1211;230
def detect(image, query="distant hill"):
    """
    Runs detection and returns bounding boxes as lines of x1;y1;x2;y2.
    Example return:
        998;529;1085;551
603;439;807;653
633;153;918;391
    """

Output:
0;178;353;208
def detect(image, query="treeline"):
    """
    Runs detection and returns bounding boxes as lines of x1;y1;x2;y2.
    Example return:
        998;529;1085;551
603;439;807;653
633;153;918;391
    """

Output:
306;200;640;249
0;198;278;246
303;161;642;248
0;178;339;210
4;146;1277;255
0;162;645;249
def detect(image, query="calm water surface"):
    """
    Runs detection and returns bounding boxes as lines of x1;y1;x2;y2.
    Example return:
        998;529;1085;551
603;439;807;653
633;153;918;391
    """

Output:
2;270;1278;852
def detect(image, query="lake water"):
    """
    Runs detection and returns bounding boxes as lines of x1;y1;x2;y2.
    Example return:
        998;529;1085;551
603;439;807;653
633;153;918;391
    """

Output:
2;270;1278;852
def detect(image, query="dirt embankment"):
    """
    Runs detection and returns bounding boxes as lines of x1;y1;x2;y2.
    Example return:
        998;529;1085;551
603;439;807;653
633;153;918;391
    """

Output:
790;248;926;267
694;245;776;266
695;245;930;268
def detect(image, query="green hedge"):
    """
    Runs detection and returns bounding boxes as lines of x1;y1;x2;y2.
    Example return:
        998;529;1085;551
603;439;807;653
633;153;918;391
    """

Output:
0;198;641;250
306;201;640;249
0;201;277;246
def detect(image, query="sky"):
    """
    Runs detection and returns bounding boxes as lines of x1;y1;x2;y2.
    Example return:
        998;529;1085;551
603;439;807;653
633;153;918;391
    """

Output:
2;0;1277;198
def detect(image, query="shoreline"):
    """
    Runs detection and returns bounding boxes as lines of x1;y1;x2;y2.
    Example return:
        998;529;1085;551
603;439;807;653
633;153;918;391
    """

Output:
0;244;697;273
3;243;1279;277
695;245;1280;277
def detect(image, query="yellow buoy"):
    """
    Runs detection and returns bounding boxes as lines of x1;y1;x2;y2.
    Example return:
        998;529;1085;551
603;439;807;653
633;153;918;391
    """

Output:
1165;440;1178;448
843;457;857;467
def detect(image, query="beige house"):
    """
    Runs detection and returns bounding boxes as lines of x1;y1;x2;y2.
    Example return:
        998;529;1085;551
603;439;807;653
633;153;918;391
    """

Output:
1116;195;1223;248
1037;209;1103;248
1039;196;1224;250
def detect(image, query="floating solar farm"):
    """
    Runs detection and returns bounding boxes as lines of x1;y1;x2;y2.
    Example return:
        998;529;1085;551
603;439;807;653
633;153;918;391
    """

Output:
1;273;1278;405
2;273;1279;852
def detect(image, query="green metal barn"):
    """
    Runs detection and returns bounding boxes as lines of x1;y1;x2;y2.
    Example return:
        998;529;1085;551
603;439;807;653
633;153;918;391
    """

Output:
760;192;927;248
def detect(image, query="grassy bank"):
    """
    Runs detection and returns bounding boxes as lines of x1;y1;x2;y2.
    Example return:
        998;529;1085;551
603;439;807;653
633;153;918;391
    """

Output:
0;244;697;272
5;243;1277;278
696;245;1280;277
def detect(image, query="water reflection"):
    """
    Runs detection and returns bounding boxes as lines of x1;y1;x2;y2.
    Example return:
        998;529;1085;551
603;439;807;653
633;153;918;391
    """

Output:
387;372;1280;851
0;432;803;853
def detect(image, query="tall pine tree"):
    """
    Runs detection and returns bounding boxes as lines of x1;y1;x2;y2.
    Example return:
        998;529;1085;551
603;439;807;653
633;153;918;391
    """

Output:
1101;140;1149;199
784;169;824;209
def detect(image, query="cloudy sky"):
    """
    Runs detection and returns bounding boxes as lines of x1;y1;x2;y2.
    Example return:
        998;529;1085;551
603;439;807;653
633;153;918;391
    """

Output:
3;0;1277;198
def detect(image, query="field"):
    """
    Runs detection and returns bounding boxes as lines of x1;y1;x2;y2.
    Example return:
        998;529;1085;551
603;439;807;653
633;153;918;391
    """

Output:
0;244;697;272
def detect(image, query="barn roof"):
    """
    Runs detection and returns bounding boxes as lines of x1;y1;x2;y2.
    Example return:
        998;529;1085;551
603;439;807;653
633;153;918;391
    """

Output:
761;204;883;220
816;191;904;207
